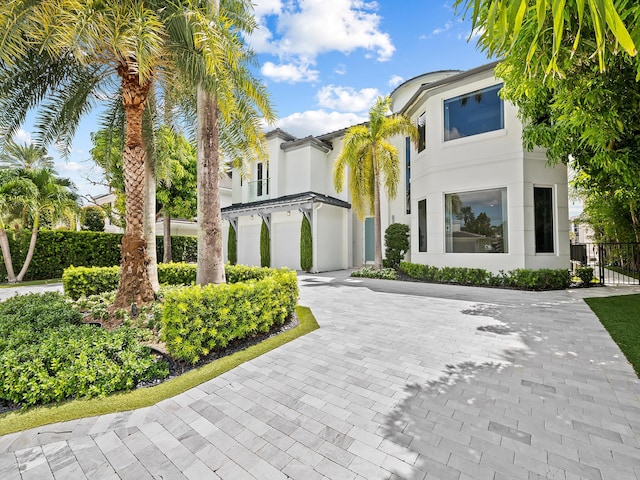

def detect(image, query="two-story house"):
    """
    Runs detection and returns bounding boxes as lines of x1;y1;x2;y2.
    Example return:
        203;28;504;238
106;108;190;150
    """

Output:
222;62;570;273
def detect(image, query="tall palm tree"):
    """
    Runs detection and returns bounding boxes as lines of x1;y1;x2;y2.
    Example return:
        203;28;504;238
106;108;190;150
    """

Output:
333;96;418;270
0;0;272;304
0;168;78;283
0;139;55;171
454;0;637;76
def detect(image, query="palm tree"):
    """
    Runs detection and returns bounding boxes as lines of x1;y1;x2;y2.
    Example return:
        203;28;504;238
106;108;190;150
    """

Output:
333;96;418;270
0;139;55;171
0;0;272;304
454;0;637;76
0;168;78;283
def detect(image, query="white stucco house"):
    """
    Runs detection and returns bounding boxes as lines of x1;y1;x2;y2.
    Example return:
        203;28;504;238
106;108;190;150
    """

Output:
222;61;569;273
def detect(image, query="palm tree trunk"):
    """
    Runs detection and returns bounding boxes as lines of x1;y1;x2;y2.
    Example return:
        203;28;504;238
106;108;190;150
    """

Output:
15;223;38;282
372;150;383;270
0;227;17;283
144;152;160;293
113;66;155;309
196;83;226;285
163;210;172;263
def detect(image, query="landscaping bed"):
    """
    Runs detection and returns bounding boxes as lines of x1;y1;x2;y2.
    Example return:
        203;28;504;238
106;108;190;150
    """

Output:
0;264;299;414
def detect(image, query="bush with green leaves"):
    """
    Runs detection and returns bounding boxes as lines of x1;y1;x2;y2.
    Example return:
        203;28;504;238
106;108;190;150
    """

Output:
575;266;595;286
300;215;312;272
260;220;270;267
383;223;409;269
350;266;398;280
161;269;298;364
0;292;167;407
81;206;106;232
63;263;280;299
228;227;237;265
399;262;570;290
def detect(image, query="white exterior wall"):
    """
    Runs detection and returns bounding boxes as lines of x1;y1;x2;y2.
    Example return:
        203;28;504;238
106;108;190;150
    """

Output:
281;147;311;195
406;70;569;273
237;215;262;267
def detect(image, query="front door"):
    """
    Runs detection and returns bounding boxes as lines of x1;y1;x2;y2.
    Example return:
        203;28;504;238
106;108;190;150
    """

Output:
364;217;374;263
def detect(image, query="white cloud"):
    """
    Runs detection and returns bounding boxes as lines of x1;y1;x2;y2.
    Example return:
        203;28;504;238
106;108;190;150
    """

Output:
388;75;403;88
55;161;85;173
12;129;32;145
261;61;319;83
459;26;484;41
251;0;395;72
334;63;347;75
275;110;366;137
316;85;379;112
432;21;452;35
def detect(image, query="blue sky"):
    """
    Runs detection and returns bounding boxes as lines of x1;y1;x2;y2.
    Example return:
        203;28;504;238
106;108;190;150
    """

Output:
16;1;491;201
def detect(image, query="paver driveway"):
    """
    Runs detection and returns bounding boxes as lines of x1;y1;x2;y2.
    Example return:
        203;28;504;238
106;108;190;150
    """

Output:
1;275;639;479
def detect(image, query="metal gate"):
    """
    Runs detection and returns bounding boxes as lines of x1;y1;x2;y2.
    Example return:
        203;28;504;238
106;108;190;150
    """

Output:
570;242;640;285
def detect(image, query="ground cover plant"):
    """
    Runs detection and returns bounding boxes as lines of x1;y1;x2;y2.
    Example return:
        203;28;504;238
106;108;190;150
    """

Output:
585;294;640;376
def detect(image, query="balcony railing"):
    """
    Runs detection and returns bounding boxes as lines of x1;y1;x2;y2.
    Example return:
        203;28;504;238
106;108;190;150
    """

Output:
248;178;270;202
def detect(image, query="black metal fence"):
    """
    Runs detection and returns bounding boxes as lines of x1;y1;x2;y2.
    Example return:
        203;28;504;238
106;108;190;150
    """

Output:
570;242;640;285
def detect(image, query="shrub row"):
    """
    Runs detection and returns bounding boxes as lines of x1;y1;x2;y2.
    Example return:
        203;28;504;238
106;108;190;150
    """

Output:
0;230;197;281
62;263;284;299
351;266;398;280
161;269;298;364
0;293;167;407
398;262;570;290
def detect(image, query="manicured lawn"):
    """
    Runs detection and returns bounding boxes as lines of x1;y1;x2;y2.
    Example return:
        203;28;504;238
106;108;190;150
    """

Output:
0;278;61;288
0;305;319;436
585;294;640;376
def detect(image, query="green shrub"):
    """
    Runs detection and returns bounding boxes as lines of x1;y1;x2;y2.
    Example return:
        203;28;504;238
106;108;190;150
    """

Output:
63;263;277;299
575;266;595;286
383;223;409;269
399;262;570;290
228;227;237;265
0;229;198;282
260;220;270;267
0;292;167;407
300;215;312;272
81;206;106;232
161;269;298;364
351;266;397;280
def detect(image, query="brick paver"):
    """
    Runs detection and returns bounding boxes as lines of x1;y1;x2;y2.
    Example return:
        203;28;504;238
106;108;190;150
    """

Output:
1;275;639;479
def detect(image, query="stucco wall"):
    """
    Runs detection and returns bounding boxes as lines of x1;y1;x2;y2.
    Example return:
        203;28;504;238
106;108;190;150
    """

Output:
315;205;348;272
272;211;302;269
237;216;261;267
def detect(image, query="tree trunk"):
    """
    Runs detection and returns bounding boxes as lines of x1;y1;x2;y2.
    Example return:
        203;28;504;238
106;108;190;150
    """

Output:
372;149;383;270
0;227;16;283
163;210;172;263
113;65;155;309
15;222;38;282
196;83;226;285
144;152;160;293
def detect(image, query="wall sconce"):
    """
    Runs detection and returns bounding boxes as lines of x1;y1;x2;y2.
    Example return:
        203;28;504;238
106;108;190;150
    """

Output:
287;210;291;216
250;214;254;220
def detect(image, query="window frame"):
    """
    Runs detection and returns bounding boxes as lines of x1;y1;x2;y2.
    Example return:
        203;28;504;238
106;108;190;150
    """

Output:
417;198;427;252
443;83;505;142
534;186;555;254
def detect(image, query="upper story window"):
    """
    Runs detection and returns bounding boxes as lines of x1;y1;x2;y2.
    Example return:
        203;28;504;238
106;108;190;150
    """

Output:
417;112;426;152
444;84;504;141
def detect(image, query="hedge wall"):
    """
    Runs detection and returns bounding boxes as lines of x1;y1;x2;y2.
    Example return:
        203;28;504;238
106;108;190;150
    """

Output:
0;230;197;281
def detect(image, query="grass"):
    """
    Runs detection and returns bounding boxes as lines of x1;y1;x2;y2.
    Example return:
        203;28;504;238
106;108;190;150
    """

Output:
0;305;319;436
585;294;640;376
0;278;62;288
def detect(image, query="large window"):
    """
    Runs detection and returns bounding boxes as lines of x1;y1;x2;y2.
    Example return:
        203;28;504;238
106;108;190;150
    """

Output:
418;199;427;252
534;187;554;253
417;112;426;152
445;188;508;253
405;137;411;214
444;84;504;141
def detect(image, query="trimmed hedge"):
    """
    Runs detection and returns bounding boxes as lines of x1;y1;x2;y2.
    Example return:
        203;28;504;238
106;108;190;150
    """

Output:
63;263;285;300
0;230;197;282
228;227;237;265
398;262;570;290
161;269;298;364
260;220;270;267
300;215;312;272
0;293;167;407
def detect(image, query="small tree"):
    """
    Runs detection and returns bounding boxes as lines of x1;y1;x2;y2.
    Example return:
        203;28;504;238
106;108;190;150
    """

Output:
260;220;270;267
228;225;237;265
384;223;409;269
300;215;312;272
81;206;106;232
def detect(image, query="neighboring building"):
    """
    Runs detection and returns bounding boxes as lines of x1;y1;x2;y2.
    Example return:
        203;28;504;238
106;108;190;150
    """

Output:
93;174;233;238
222;61;569;273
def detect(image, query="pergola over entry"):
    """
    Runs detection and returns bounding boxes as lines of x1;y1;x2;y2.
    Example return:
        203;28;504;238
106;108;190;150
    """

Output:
222;191;351;232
